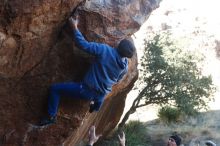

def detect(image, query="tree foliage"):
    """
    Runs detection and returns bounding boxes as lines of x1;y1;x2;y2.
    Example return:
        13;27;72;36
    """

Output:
118;33;216;128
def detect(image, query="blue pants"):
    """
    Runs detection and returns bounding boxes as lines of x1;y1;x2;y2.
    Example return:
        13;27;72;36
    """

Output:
48;82;105;117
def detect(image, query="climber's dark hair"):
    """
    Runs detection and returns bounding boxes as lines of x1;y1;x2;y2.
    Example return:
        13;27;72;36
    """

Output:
117;39;135;58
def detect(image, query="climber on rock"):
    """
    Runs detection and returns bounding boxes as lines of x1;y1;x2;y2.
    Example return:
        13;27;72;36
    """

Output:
39;15;136;126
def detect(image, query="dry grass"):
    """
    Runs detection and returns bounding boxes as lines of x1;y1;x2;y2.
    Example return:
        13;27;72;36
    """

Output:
145;110;220;146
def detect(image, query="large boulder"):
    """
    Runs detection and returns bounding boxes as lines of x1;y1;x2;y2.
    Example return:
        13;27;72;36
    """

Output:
0;0;161;145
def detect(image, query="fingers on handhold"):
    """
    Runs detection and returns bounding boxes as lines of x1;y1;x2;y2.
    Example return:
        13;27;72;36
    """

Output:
72;13;79;20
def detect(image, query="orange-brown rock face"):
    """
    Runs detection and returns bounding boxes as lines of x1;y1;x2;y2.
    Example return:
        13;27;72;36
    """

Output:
0;0;160;145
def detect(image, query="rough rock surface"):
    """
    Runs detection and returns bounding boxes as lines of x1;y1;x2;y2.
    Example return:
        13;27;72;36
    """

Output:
0;0;160;145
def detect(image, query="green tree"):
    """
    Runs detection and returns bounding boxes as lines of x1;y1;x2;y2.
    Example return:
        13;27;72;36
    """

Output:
118;33;215;129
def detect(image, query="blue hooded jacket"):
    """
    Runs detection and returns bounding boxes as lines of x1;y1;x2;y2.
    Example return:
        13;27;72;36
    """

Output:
73;30;128;95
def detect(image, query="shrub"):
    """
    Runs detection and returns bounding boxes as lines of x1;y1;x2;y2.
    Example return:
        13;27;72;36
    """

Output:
158;106;182;123
123;121;151;146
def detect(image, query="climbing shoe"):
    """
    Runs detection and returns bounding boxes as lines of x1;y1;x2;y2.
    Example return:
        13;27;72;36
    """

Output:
39;116;56;126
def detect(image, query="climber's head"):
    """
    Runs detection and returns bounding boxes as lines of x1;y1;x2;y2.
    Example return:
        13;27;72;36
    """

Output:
117;39;135;58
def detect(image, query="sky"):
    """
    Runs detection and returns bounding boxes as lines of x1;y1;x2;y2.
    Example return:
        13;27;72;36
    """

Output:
123;0;220;122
